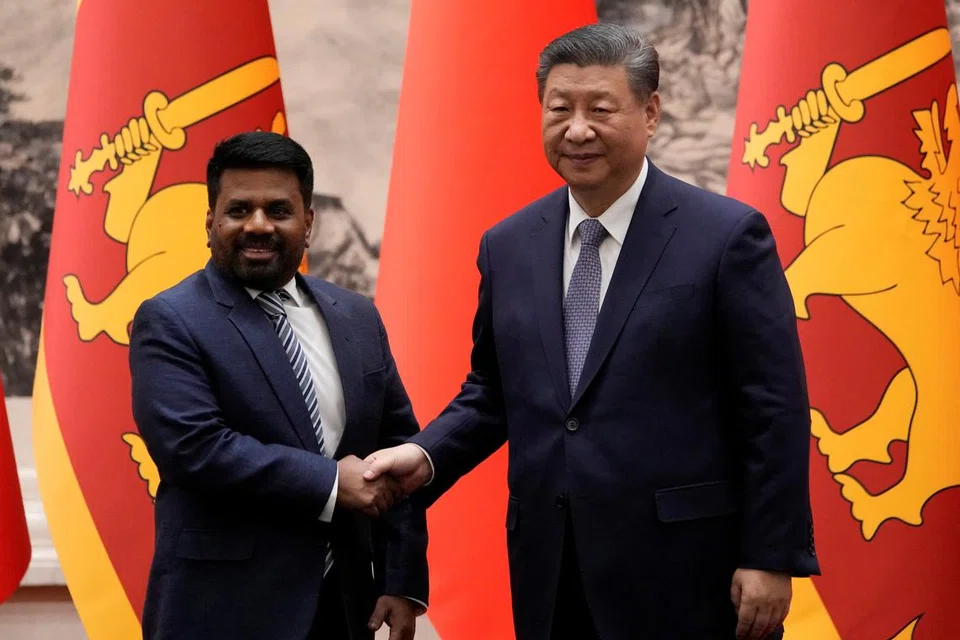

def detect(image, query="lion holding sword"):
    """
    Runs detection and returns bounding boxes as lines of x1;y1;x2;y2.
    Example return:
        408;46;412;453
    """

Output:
744;27;960;542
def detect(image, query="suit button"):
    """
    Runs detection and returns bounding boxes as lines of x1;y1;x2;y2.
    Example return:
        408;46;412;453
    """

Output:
555;493;567;509
565;418;579;432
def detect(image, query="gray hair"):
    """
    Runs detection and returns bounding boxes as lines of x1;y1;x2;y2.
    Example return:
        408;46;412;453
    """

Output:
536;23;660;103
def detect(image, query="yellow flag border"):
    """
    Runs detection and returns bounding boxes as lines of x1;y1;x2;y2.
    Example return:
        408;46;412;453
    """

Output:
32;324;140;639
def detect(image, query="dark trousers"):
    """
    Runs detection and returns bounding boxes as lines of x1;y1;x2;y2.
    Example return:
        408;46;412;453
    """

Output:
550;513;600;640
308;566;350;640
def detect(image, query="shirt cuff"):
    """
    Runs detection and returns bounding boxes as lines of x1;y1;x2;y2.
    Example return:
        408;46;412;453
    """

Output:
319;467;338;522
410;444;436;486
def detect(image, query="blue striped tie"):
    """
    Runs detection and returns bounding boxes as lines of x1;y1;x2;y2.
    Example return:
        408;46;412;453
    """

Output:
257;289;334;577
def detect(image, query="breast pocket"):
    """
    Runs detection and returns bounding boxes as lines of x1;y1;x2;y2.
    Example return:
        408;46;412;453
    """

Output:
634;283;696;312
621;283;702;356
361;366;386;423
362;365;386;378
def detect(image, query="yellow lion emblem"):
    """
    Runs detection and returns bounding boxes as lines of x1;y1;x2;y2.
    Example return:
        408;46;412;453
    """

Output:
791;84;960;542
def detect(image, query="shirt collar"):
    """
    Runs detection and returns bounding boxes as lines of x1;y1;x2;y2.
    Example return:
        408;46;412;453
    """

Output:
567;156;648;247
245;276;302;307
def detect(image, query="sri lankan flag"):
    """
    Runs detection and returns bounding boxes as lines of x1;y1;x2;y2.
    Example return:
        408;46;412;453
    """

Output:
32;1;287;636
375;1;596;638
727;2;960;638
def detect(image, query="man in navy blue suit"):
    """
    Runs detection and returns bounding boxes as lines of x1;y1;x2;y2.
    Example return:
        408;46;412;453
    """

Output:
365;23;819;640
130;131;428;639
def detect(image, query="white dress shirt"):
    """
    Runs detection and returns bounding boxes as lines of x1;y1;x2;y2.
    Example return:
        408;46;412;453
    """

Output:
247;278;345;522
563;157;648;309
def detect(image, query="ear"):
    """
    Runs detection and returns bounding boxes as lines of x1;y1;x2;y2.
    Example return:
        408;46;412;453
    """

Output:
205;209;214;247
304;208;315;248
645;91;661;137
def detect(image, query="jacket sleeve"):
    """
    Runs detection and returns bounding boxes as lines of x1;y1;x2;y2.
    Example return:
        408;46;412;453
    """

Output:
716;210;820;576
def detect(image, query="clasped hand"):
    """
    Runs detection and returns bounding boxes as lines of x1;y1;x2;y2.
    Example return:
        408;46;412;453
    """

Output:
337;444;433;518
363;443;433;494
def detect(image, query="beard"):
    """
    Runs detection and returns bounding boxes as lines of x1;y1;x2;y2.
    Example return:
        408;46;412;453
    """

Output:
210;233;305;292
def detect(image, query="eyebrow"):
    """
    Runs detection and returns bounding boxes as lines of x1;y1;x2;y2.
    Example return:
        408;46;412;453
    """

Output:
547;88;617;100
224;198;294;208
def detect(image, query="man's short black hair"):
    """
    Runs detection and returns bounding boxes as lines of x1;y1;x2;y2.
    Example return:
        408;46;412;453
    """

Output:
206;131;314;209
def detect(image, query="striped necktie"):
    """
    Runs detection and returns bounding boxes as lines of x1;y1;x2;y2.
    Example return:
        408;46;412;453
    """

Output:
256;289;334;577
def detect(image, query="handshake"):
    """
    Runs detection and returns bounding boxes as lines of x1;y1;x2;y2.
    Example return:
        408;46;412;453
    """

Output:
334;444;434;517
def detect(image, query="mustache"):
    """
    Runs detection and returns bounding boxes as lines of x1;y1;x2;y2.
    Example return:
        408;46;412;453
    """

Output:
236;235;282;251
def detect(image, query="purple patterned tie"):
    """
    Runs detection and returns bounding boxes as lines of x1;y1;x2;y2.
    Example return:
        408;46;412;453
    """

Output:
564;219;608;396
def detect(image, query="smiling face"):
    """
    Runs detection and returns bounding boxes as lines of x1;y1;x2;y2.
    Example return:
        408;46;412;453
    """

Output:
206;167;314;291
541;63;660;212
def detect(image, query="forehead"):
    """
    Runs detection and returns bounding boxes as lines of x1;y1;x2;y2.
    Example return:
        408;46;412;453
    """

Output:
217;167;302;204
543;63;632;98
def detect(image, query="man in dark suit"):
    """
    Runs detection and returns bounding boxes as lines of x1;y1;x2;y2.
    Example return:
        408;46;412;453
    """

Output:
130;131;428;640
364;23;819;640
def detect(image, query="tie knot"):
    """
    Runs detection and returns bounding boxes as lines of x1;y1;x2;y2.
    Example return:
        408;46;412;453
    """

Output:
577;219;607;248
256;290;291;318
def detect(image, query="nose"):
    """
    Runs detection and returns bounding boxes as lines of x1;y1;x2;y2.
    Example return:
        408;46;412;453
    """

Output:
244;208;274;234
564;112;596;144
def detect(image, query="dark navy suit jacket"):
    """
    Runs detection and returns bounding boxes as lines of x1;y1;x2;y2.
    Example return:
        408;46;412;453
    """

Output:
411;162;819;639
131;262;428;640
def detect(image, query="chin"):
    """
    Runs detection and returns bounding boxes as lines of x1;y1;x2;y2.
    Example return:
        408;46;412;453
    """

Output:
229;260;287;291
563;174;605;191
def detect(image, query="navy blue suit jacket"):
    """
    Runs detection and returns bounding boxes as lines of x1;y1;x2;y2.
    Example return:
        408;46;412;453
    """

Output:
131;262;428;640
411;163;819;639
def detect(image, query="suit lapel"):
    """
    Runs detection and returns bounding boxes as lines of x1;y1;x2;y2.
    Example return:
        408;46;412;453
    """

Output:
205;262;322;453
570;164;678;410
532;188;573;411
299;276;363;460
